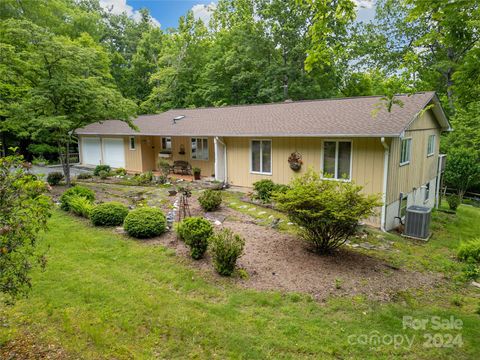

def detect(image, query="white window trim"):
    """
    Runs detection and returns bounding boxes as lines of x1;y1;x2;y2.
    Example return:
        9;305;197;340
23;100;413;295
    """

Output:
400;137;412;166
191;137;209;161
129;136;136;151
250;139;272;175
427;135;435;157
320;140;353;182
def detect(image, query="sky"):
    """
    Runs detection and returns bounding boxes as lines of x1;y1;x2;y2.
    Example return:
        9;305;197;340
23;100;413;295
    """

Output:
99;0;376;30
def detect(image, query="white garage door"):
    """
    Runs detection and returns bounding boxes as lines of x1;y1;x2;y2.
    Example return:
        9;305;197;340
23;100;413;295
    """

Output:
103;138;125;168
82;137;101;166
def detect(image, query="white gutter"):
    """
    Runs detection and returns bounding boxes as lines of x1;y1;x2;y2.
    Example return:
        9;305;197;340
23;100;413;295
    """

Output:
380;137;390;232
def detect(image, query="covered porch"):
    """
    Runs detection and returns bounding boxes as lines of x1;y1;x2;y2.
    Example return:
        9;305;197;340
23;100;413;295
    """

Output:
131;135;227;181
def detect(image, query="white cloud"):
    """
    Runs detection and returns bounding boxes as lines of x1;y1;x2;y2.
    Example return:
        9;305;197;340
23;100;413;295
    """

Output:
353;0;375;9
191;3;217;25
99;0;161;27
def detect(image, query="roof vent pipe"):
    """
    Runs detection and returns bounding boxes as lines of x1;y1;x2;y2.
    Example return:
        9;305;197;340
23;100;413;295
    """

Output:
173;115;185;124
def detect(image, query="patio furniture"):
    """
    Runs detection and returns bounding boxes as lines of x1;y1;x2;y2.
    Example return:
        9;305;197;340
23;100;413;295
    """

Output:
172;160;192;175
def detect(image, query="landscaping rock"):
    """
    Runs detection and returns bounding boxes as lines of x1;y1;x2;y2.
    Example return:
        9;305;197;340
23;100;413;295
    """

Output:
359;242;375;250
115;227;125;234
258;211;266;215
248;207;256;211
472;281;480;289
204;212;226;224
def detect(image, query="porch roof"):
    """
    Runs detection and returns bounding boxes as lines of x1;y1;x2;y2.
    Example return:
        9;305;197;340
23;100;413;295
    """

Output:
76;92;451;138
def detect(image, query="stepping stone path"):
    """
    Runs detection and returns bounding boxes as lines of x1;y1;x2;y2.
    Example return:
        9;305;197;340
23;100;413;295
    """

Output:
165;198;179;230
258;211;267;215
248;207;256;211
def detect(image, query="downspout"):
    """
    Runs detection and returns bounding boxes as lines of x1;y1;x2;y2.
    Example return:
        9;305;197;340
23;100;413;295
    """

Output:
380;137;390;232
214;136;227;183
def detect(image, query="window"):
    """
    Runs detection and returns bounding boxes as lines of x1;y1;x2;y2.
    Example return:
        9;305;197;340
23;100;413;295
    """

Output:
427;135;435;157
161;137;172;151
400;138;412;165
399;193;408;218
322;141;352;180
129;136;136;150
191;138;208;160
424;182;430;202
251;140;272;174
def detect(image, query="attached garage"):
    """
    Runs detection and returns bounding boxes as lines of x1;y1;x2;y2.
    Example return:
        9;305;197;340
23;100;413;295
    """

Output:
102;138;125;168
80;137;125;168
81;137;102;166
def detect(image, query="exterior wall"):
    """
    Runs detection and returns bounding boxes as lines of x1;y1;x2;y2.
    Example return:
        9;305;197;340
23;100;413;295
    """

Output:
124;136;143;172
385;109;442;230
224;136;385;227
224;137;385;194
149;136;215;176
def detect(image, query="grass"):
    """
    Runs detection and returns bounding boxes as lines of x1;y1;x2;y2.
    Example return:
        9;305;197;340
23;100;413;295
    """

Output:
0;208;479;358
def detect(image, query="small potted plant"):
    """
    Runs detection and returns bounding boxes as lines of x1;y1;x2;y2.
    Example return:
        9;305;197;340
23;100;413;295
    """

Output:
288;152;303;171
193;167;201;180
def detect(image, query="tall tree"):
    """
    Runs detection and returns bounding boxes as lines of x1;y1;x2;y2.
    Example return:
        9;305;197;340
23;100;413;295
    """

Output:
0;19;137;184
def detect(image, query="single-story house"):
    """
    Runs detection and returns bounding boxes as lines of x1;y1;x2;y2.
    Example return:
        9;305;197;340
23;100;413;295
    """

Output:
76;91;451;231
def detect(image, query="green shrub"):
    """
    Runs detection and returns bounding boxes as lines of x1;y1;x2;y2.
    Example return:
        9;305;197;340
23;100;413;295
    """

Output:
209;228;245;276
94;165;111;176
252;179;289;203
90;202;129;226
134;171;153;185
198;189;222;211
157;160;171;177
253;179;276;202
274;170;381;254
60;186;95;211
98;170;109;180
457;238;480;263
462;261;480;281
77;172;92;180
447;195;461;211
124;207;166;238
176;217;213;259
68;195;95;218
46;171;64;186
115;168;127;176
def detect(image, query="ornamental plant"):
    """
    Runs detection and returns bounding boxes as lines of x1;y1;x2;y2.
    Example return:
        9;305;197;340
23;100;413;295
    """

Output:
198;189;222;211
60;185;95;211
176;217;213;259
90;202;129;226
273;169;381;254
68;195;95;218
209;228;245;276
94;165;111;176
46;171;64;186
124;207;166;238
1;154;52;301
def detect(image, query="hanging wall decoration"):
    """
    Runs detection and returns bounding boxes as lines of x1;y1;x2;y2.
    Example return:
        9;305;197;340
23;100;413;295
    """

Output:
288;151;303;171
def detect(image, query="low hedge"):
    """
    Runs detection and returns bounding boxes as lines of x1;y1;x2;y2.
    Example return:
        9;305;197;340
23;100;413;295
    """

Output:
90;202;129;226
124;207;166;238
60;186;95;211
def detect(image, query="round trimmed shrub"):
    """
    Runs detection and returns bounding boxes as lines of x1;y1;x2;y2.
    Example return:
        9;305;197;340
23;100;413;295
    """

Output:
124;207;166;238
90;202;129;226
47;171;64;186
198;189;222;212
176;217;213;259
60;185;95;211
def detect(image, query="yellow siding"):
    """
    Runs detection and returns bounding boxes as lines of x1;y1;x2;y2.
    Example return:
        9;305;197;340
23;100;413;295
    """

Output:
386;110;441;204
224;137;385;196
124;136;143;172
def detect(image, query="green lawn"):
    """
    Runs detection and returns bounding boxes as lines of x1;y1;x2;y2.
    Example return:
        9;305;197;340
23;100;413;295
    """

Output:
1;208;479;359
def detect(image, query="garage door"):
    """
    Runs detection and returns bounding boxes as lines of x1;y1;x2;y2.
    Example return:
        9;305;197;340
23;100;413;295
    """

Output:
81;137;101;166
103;138;125;168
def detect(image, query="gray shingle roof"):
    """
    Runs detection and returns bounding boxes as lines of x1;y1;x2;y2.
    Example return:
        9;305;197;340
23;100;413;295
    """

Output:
76;92;449;137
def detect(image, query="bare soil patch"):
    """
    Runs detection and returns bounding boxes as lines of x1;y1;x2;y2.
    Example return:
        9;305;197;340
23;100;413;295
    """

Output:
0;332;70;360
142;195;441;302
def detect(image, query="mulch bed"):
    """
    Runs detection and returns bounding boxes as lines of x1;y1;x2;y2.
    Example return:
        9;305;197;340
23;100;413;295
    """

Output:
141;194;441;302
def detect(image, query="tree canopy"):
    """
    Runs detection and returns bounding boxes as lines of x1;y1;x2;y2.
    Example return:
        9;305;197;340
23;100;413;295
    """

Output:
0;0;478;187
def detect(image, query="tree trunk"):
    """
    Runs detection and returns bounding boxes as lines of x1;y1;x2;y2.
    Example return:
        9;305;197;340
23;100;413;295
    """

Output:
64;138;71;187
